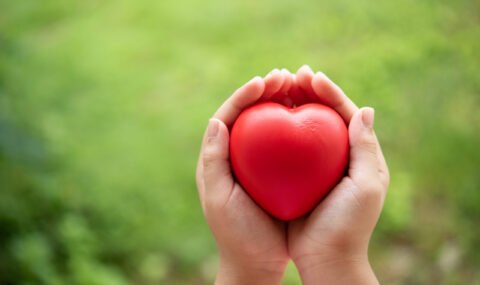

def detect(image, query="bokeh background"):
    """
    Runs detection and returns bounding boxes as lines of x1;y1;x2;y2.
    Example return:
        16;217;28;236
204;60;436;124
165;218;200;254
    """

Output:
1;0;479;284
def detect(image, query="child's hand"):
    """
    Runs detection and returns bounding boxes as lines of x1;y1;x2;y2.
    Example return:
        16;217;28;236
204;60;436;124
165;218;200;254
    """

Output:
287;66;390;285
196;69;292;285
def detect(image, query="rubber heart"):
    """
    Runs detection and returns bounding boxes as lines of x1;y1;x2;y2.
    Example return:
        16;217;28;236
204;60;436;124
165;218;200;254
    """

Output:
230;102;349;221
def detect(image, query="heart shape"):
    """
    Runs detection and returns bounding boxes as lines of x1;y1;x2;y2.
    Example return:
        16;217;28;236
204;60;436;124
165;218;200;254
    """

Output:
230;102;349;221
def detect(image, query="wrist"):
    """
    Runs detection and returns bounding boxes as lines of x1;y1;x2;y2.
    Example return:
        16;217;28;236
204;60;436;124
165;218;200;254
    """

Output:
215;255;287;285
294;253;379;285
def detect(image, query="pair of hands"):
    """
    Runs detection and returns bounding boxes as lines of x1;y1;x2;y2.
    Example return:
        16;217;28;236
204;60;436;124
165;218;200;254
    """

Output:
196;66;390;285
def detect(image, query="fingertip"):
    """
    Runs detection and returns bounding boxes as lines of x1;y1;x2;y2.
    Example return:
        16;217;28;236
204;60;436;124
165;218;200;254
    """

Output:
262;68;285;100
265;68;280;78
298;64;313;74
279;68;293;94
263;69;278;84
206;118;230;144
217;118;230;144
207;118;220;139
281;68;291;74
312;71;327;85
270;79;291;104
347;108;381;184
248;75;264;87
204;118;229;154
296;65;317;101
290;73;297;89
202;117;234;197
361;107;375;129
245;76;266;96
311;71;333;97
311;71;336;92
209;117;227;128
348;108;376;147
311;72;325;94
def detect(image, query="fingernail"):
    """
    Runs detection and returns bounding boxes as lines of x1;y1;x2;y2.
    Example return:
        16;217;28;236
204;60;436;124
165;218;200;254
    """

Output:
362;107;375;129
207;119;219;138
264;72;274;81
249;76;262;84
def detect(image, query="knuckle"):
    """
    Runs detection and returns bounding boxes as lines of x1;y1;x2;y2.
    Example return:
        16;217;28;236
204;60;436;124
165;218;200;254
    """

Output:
204;196;228;219
358;138;377;154
203;202;219;219
202;146;219;166
204;198;219;212
356;179;384;202
365;180;383;193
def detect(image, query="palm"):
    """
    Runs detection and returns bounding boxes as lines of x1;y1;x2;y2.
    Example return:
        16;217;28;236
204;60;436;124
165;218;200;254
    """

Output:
219;183;288;262
288;177;380;260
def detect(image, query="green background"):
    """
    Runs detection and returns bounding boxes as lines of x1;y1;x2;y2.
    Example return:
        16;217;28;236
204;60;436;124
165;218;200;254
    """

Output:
1;0;479;284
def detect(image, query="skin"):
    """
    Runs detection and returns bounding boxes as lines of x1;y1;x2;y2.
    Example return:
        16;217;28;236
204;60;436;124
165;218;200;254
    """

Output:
195;66;390;285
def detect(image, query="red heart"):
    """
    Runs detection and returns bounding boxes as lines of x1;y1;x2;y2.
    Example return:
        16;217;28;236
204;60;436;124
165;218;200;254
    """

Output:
230;102;349;221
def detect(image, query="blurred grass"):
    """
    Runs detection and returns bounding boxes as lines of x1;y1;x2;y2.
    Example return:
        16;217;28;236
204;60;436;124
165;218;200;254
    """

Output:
1;0;479;284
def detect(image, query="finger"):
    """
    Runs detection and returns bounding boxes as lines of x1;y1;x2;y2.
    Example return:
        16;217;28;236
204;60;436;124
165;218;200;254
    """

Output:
348;107;381;187
214;76;265;126
271;68;292;105
296;65;319;102
288;74;308;106
202;119;234;207
260;69;285;101
277;68;293;95
311;72;358;123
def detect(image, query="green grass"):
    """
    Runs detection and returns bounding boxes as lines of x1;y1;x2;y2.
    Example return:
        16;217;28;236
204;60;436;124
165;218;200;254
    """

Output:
1;0;480;284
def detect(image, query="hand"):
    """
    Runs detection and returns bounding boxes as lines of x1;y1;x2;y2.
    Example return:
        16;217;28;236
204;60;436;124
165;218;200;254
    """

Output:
196;69;292;285
287;66;390;285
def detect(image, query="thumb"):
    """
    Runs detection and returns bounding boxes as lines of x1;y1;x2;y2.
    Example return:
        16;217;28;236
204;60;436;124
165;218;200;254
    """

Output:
348;107;380;185
202;118;234;205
